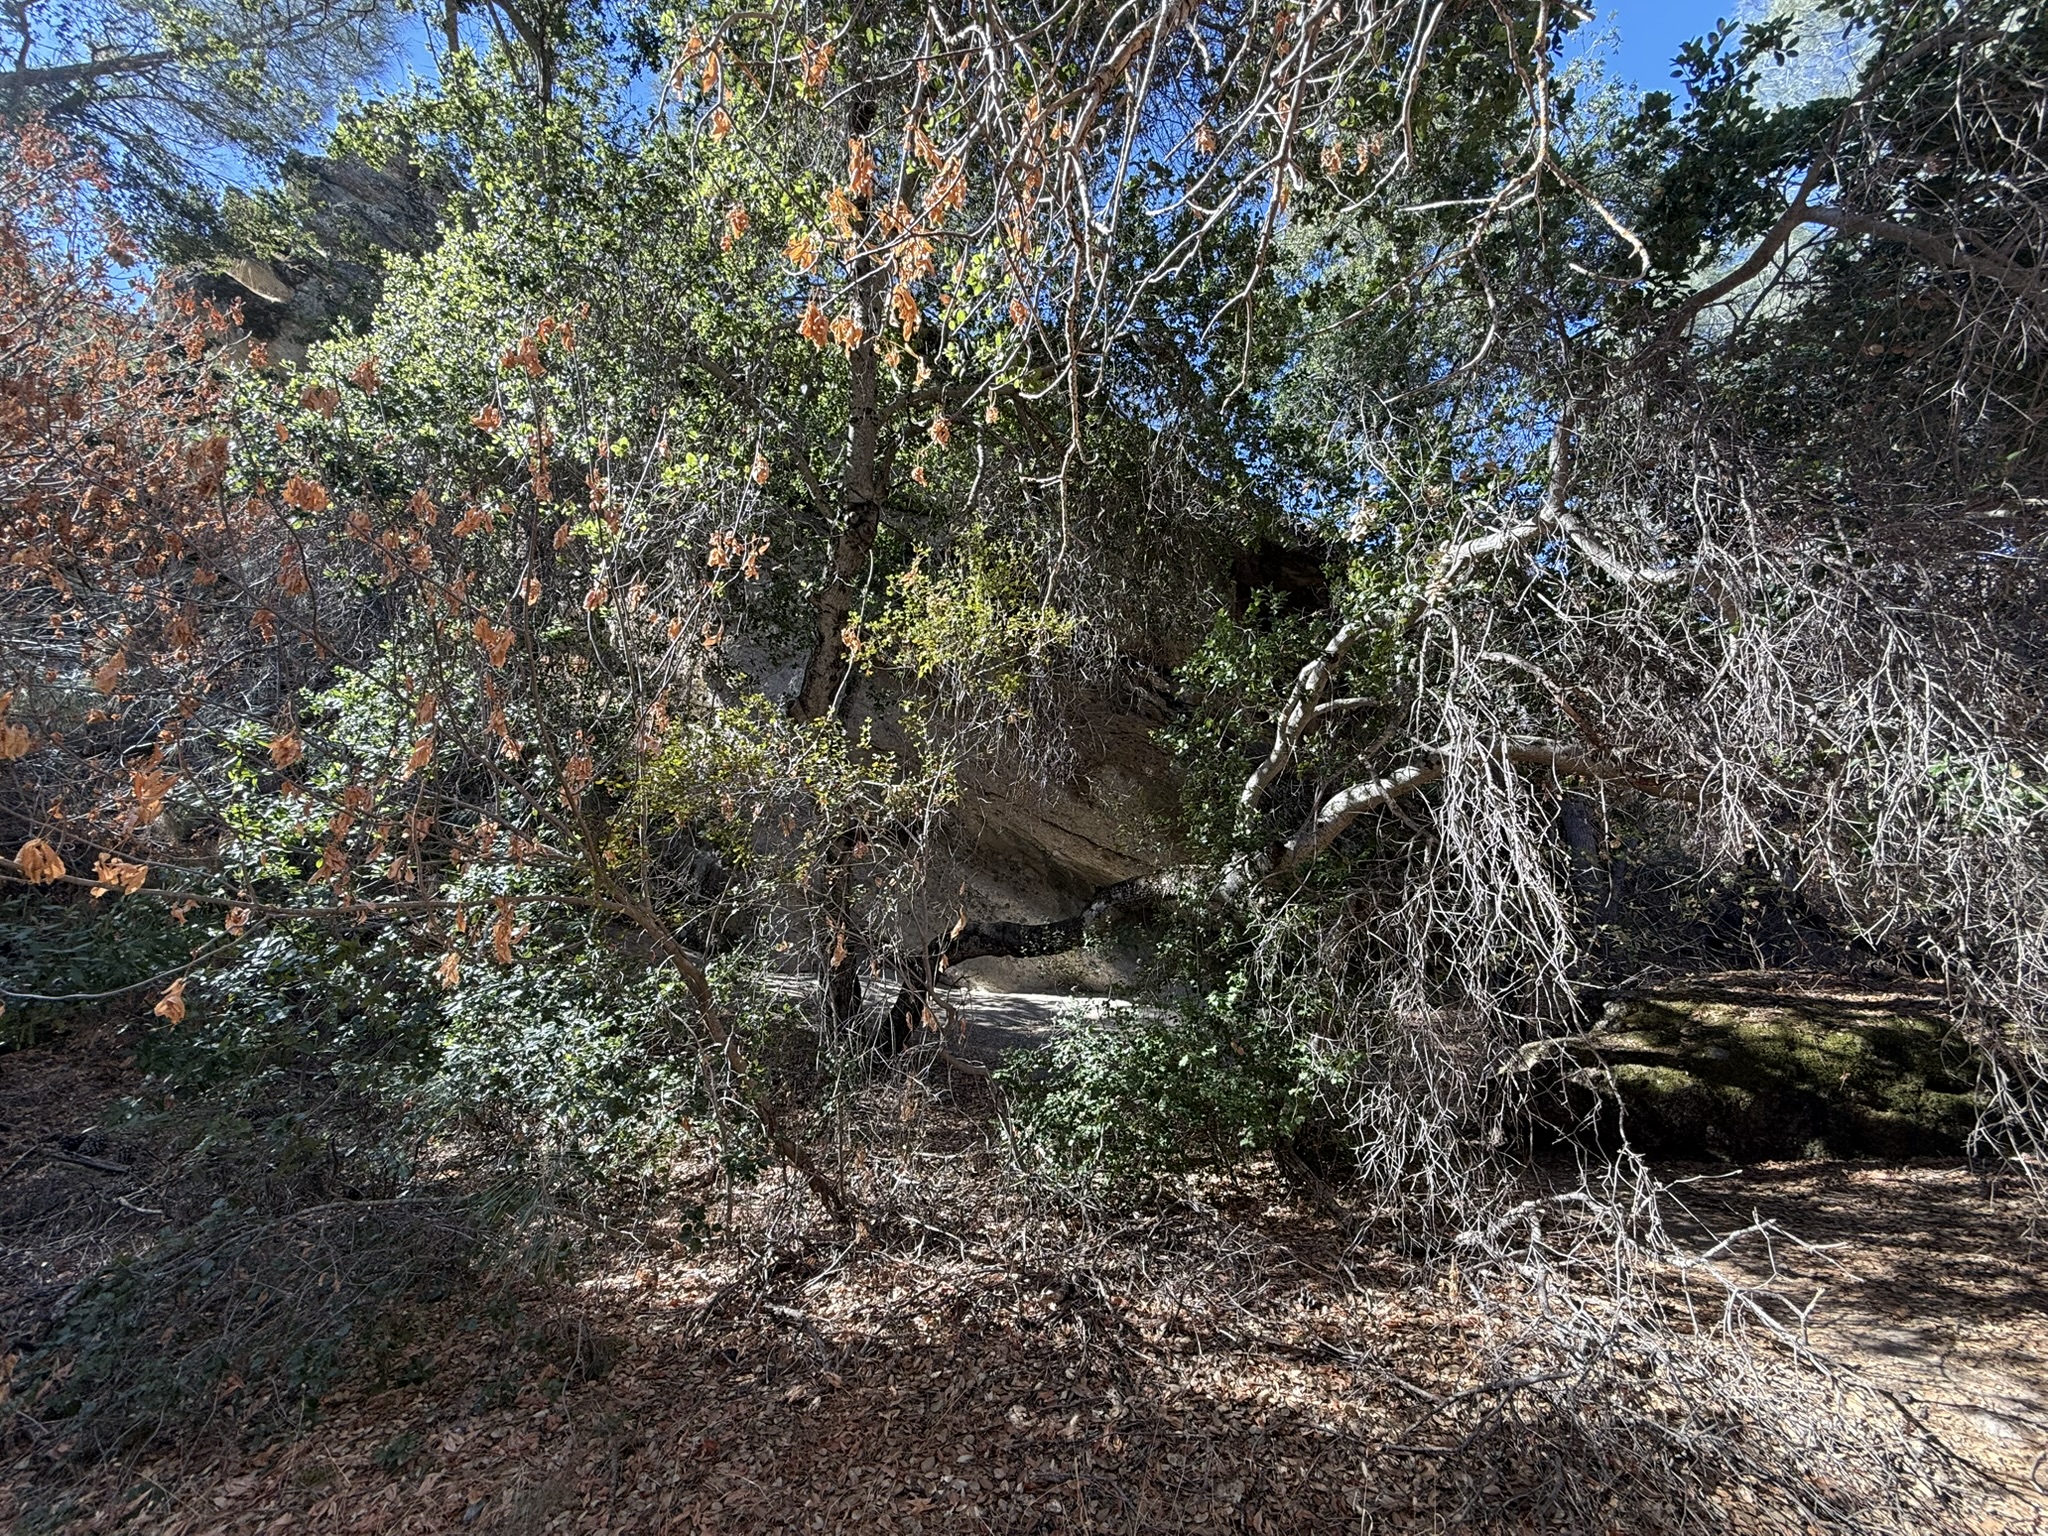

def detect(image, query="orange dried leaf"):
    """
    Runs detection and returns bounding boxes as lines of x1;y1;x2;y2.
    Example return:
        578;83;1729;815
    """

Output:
801;38;833;90
785;231;822;272
282;476;330;512
92;853;148;895
268;731;304;768
90;650;127;694
892;282;920;340
130;766;177;821
472;617;516;667
847;136;876;200
825;186;859;238
153;977;187;1024
404;731;436;778
16;837;65;884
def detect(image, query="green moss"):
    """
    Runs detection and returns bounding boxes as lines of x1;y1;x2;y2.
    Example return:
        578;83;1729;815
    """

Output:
1569;985;1977;1159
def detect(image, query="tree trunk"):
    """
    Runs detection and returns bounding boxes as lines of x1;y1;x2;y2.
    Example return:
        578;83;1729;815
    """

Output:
793;88;886;726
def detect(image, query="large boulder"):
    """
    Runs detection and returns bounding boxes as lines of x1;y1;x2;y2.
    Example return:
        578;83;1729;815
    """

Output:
1546;977;1977;1160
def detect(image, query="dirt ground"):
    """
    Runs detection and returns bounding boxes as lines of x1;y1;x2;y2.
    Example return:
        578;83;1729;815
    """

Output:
1666;1158;2048;1487
3;1022;2045;1535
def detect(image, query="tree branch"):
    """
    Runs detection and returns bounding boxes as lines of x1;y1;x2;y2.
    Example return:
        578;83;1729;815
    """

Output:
1799;206;2047;298
3;50;179;93
1239;619;1363;812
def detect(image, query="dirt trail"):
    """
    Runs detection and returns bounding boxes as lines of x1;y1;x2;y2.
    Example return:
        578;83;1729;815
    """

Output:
1668;1159;2048;1488
4;1016;2046;1533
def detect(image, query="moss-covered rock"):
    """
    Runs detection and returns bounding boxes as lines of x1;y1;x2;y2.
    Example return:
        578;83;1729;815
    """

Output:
1557;981;1977;1160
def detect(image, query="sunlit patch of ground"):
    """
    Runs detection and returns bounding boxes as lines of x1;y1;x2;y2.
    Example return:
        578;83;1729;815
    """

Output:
3;992;2045;1535
1664;1157;2048;1491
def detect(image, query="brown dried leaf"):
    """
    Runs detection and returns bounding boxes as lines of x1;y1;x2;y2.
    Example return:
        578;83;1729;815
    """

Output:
153;977;187;1023
16;837;65;884
282;476;330;512
404;731;435;778
92;852;148;895
90;650;127;694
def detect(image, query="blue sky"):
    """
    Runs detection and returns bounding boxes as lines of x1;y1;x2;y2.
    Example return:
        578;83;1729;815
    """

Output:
372;2;1755;107
356;2;1761;140
1584;1;1749;89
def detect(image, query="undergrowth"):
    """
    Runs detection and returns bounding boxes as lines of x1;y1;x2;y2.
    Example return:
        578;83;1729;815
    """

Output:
1;904;724;1467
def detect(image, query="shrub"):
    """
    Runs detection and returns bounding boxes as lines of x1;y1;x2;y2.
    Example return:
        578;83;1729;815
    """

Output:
1002;974;1348;1184
0;892;192;1048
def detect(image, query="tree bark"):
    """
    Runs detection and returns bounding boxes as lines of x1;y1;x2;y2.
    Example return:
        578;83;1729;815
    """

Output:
792;87;886;725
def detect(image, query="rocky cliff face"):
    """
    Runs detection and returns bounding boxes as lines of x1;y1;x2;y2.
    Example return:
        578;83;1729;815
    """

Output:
183;154;444;366
898;680;1190;994
174;155;1295;978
